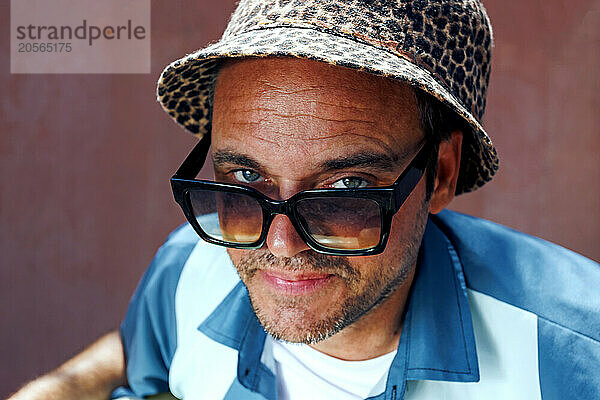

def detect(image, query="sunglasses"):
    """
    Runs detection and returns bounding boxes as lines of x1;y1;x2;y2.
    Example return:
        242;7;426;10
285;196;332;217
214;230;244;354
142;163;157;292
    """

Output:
171;134;430;256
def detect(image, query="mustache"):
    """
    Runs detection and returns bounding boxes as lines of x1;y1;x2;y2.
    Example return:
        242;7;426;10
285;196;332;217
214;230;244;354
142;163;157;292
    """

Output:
234;249;358;280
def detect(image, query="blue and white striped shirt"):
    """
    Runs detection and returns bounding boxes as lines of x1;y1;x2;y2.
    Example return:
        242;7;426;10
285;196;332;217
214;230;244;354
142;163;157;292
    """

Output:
113;210;600;399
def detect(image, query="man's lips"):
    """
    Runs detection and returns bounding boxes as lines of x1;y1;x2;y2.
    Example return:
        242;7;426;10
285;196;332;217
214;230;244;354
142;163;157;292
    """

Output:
259;270;334;295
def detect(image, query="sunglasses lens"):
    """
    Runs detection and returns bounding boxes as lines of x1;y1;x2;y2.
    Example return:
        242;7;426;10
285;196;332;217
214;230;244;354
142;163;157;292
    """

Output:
296;197;381;250
188;189;263;244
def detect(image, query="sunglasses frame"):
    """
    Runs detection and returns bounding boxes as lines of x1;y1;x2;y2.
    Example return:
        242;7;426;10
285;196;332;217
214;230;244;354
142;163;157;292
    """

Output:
171;134;430;256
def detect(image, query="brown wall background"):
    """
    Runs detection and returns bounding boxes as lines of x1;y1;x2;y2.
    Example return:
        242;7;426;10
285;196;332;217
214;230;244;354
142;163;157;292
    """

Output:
1;0;598;396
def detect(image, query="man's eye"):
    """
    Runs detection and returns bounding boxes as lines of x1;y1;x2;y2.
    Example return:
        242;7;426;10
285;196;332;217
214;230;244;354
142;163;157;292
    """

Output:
331;177;369;189
233;170;262;183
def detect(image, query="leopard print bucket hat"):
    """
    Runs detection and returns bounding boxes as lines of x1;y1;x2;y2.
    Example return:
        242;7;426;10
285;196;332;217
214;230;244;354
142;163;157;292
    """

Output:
157;0;498;194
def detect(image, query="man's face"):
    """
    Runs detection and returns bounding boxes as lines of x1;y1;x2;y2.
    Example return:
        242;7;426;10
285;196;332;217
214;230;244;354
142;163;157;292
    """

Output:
211;57;431;344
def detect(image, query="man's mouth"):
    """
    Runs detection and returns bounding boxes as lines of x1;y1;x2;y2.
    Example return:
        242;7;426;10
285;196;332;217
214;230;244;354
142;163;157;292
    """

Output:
259;270;335;295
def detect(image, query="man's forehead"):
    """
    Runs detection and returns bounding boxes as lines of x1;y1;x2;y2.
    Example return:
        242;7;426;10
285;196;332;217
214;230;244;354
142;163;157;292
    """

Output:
211;57;423;162
215;57;418;105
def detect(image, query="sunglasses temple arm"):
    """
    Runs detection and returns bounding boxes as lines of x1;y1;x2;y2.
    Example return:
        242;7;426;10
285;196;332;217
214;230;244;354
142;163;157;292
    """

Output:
393;144;430;211
393;167;425;211
173;133;212;178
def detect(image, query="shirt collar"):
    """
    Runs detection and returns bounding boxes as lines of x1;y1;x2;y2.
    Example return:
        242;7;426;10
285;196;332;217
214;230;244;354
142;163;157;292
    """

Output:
198;281;274;398
401;216;479;382
198;215;479;398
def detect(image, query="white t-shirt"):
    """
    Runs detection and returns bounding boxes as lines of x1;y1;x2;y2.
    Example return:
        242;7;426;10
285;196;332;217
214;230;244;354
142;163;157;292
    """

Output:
270;336;397;400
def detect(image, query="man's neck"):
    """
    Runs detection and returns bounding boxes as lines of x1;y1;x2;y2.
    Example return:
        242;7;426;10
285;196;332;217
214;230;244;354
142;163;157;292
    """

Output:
308;264;416;361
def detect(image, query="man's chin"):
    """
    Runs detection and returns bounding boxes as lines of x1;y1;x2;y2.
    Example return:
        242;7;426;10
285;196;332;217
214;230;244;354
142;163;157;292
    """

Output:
248;290;348;344
255;306;345;344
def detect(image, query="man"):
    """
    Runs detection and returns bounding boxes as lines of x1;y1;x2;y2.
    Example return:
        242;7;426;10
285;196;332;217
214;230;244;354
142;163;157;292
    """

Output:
10;0;599;399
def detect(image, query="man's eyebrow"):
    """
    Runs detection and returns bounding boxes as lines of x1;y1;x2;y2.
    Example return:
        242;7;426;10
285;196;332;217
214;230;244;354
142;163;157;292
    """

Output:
212;150;262;170
320;152;402;172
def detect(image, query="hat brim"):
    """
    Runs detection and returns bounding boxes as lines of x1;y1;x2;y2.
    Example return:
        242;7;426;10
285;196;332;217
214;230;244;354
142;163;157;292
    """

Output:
157;26;498;194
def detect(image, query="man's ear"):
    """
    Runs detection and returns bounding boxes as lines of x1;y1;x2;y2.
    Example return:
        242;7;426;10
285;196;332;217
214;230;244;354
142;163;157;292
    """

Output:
429;130;463;214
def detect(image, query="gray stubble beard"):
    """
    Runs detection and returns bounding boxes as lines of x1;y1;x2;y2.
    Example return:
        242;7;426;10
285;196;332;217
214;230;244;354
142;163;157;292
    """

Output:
232;203;429;345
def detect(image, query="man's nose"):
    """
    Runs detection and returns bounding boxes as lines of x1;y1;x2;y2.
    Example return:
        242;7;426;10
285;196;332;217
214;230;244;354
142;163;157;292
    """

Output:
266;214;310;258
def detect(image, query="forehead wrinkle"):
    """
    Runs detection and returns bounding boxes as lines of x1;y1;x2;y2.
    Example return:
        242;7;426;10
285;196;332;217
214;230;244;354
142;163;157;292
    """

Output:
270;112;376;126
315;100;376;112
250;80;398;117
228;106;279;113
258;81;322;95
235;131;397;152
222;110;381;144
257;80;373;95
223;107;377;126
225;109;378;127
225;92;379;118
